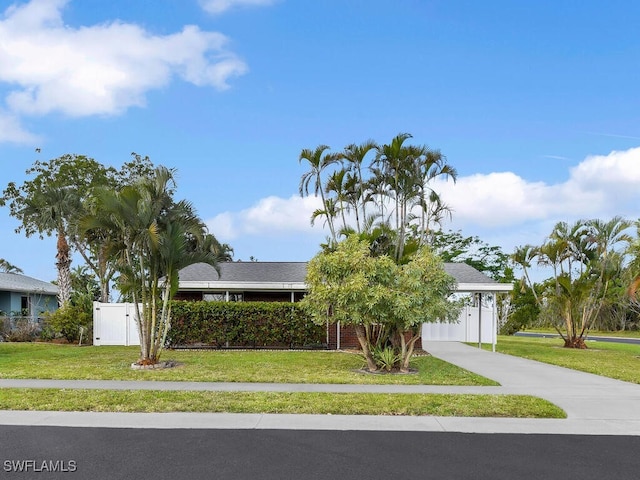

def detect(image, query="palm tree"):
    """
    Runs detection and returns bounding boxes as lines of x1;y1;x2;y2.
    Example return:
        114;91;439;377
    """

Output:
0;259;23;274
299;145;339;243
325;168;351;234
414;148;457;243
339;140;377;230
375;133;417;262
20;186;79;306
511;244;542;307
83;166;219;364
201;233;234;263
375;134;457;263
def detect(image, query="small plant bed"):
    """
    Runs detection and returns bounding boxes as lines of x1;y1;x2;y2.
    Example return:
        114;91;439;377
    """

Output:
0;343;498;385
0;388;565;418
490;336;640;384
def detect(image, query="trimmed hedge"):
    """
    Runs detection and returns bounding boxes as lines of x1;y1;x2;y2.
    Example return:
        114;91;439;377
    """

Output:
168;301;326;349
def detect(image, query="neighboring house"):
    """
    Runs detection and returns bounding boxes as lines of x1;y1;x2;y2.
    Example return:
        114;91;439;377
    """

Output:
175;261;512;350
0;272;59;320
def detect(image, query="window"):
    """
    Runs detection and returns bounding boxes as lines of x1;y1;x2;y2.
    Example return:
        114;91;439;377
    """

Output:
203;293;226;302
20;296;30;316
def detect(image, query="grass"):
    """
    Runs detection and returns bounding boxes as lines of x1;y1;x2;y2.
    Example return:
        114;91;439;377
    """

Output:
0;342;570;418
0;388;566;418
522;328;640;338
492;335;640;384
0;343;497;386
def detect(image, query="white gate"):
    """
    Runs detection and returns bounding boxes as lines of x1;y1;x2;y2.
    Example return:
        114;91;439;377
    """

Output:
93;302;141;346
422;305;495;343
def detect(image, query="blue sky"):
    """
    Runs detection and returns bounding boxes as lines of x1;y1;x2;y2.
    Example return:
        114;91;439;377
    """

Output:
1;0;640;283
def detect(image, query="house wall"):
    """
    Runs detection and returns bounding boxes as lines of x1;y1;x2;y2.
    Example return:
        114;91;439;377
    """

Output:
0;291;57;318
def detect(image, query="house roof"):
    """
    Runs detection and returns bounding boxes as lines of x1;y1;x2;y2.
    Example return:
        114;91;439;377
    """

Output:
0;272;59;295
178;261;512;293
179;262;307;283
442;263;512;292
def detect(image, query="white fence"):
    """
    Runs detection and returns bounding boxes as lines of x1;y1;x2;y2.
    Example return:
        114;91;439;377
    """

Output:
93;302;140;346
94;301;496;347
422;304;496;344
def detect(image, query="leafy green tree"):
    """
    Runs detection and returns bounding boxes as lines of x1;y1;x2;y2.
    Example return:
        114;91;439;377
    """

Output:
2;154;155;304
429;229;513;282
302;236;459;372
77;154;155;302
1;156;106;305
83;166;220;364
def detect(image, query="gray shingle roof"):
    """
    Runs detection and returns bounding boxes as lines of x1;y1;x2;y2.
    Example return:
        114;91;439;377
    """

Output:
0;272;59;295
179;262;308;283
442;263;500;284
179;261;502;287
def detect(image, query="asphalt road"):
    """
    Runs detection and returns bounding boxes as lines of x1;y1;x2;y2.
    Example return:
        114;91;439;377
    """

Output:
1;426;639;480
514;331;640;345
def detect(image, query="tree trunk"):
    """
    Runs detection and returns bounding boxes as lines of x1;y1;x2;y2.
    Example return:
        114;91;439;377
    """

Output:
355;324;378;372
55;228;72;307
564;336;587;349
399;326;421;372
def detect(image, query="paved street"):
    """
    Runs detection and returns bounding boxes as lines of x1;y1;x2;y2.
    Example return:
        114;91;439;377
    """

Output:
2;426;639;480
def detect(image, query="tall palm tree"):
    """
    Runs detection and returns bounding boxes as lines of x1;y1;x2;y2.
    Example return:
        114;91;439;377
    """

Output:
299;145;339;243
375;133;417;262
20;186;80;306
414;148;457;243
83;166;219;364
325;168;351;234
375;134;457;263
339;140;377;230
511;244;542;307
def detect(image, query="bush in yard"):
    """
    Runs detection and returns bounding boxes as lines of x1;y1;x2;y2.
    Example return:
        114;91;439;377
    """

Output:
3;318;39;342
44;304;92;343
167;301;325;348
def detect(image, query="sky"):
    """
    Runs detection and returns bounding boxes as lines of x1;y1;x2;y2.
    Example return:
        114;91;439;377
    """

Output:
0;0;639;283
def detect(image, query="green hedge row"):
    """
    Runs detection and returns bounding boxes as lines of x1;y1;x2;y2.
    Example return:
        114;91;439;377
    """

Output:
168;301;326;349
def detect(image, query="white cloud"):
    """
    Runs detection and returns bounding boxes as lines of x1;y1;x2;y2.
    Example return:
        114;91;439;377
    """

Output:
0;0;248;137
207;195;323;241
199;0;276;15
0;110;41;144
434;146;640;230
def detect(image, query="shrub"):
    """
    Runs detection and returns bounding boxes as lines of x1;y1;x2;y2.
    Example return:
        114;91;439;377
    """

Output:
3;318;39;342
167;301;325;348
44;304;92;343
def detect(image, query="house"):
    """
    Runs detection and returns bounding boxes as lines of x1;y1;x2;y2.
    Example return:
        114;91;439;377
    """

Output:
0;272;59;320
175;261;512;350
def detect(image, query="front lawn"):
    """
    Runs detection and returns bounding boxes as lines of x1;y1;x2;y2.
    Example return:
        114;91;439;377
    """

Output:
0;343;497;385
0;388;565;418
493;336;640;384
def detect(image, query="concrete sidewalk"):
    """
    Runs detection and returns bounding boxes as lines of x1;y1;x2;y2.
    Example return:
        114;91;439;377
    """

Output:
1;341;640;435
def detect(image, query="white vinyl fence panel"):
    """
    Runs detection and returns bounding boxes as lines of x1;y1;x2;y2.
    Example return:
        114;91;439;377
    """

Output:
422;305;495;343
93;302;141;346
